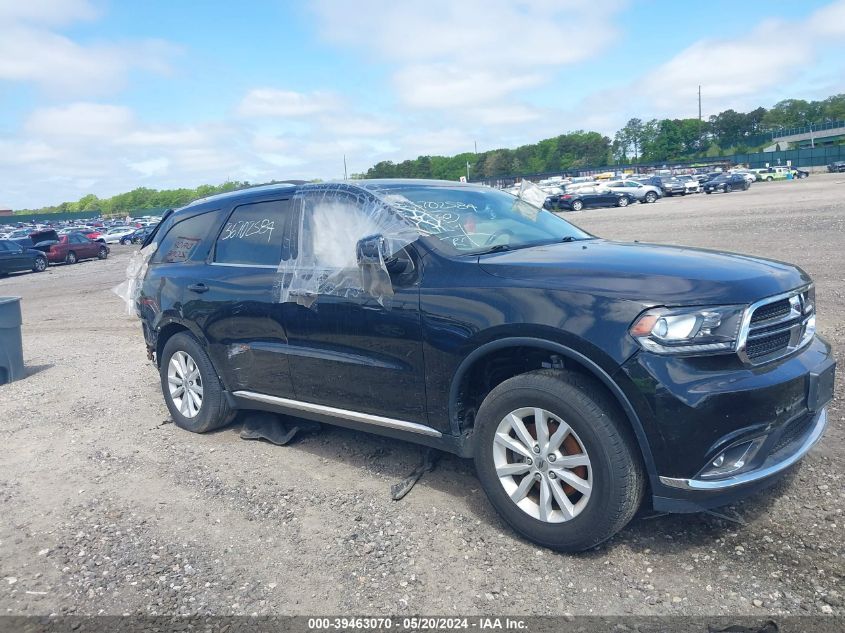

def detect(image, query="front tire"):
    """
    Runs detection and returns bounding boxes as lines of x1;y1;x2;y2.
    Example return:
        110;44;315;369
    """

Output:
98;246;108;259
617;196;629;208
644;191;657;203
473;370;645;552
570;200;583;211
160;332;233;433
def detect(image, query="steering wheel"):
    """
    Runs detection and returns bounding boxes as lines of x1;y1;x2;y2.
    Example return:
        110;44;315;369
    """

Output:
484;228;514;246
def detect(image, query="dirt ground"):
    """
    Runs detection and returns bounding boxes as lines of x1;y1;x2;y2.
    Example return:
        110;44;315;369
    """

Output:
0;174;843;617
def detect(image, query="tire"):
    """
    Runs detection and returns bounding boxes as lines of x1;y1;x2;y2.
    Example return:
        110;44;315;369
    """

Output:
725;184;733;193
159;331;233;433
705;190;712;194
766;176;773;182
571;200;583;211
617;196;629;208
120;238;130;245
32;256;47;273
644;191;657;203
473;369;645;552
98;246;108;259
66;251;78;265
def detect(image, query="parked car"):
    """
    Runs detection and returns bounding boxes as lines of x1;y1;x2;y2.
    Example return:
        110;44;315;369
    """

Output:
545;186;635;211
102;226;138;244
791;168;810;179
46;233;110;264
132;180;834;552
675;175;700;194
755;167;790;182
604;180;661;203
703;174;751;193
638;176;686;196
827;161;845;173
730;170;758;185
0;240;48;275
121;226;156;245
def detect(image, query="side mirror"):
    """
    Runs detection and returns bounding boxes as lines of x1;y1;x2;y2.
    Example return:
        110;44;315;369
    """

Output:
356;234;388;266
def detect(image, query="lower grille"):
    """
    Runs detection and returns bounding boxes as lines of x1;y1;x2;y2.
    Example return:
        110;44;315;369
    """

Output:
772;415;814;454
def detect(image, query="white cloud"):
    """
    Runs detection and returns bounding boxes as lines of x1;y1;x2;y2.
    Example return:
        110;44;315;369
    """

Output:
312;0;626;113
24;103;135;138
0;3;177;96
237;89;341;118
0;0;97;26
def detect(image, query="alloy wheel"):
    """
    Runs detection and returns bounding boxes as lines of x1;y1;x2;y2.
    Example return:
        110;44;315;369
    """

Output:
492;407;592;523
167;351;204;418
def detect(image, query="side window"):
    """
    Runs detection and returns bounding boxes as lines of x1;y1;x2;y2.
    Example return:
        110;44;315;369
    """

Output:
152;212;214;264
214;199;294;266
301;191;382;270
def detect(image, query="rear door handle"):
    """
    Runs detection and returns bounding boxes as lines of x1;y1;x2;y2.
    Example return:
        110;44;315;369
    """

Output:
187;283;209;294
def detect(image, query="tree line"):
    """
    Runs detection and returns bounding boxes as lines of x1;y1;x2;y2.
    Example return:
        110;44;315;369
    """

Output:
362;94;845;180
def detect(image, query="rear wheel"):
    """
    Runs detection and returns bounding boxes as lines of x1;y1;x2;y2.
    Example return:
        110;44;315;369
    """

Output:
160;332;233;433
98;245;108;259
33;256;47;273
725;184;733;193
570;200;583;211
766;176;773;181
66;251;77;265
473;370;645;552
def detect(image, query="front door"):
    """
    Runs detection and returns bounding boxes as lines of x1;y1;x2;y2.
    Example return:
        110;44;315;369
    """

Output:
280;189;428;425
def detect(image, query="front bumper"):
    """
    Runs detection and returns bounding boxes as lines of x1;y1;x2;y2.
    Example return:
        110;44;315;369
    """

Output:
659;406;827;491
619;334;835;513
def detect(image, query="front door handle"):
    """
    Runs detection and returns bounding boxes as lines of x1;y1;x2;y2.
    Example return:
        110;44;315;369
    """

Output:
187;283;209;294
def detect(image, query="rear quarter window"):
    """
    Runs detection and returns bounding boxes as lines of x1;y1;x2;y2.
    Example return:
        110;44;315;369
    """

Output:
151;211;217;264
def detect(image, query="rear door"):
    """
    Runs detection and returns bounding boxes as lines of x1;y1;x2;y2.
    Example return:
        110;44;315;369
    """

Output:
0;241;16;273
194;198;299;398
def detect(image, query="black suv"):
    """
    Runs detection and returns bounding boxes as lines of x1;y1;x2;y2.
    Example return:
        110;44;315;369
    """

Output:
828;161;845;173
133;180;834;552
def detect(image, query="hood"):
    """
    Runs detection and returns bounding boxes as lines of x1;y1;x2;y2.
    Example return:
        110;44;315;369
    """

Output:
479;240;810;306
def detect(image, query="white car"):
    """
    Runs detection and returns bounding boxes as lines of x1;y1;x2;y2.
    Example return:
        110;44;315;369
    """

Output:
605;180;662;203
101;226;138;244
731;171;758;185
675;175;701;194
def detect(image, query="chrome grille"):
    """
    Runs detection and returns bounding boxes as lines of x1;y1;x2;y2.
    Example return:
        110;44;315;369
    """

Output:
738;286;815;365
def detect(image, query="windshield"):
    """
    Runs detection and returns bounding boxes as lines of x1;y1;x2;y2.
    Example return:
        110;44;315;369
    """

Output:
375;185;591;255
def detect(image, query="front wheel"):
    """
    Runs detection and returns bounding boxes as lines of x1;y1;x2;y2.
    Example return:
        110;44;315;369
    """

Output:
705;190;712;194
766;176;773;182
725;184;733;192
644;191;657;203
616;196;629;208
473;370;645;552
160;332;233;433
33;256;47;272
98;246;108;259
570;200;583;211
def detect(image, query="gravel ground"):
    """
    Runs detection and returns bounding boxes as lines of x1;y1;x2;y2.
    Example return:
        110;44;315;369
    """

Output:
0;174;842;617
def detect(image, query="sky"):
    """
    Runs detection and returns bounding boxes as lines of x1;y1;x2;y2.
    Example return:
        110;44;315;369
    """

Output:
1;0;844;209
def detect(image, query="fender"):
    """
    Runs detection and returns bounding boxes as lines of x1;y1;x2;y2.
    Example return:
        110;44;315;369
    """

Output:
449;336;659;485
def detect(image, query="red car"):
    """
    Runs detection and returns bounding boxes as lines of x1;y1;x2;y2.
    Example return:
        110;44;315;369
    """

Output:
46;233;110;264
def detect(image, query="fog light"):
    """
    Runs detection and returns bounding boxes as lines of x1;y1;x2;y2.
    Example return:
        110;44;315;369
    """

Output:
700;437;765;479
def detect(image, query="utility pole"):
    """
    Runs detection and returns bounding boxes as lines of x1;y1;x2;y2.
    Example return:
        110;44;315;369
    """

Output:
474;140;478;154
698;85;702;153
343;154;348;180
466;161;470;182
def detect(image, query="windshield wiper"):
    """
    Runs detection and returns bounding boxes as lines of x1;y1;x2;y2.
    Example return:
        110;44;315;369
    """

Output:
473;244;512;256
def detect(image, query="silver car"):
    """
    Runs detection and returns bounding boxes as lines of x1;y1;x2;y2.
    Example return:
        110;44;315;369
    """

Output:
605;180;661;203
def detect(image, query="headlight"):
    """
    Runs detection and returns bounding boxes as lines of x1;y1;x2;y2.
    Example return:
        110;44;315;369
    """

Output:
630;305;744;355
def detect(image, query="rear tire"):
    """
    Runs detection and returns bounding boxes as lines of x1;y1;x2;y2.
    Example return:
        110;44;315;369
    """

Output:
160;332;233;433
473;369;645;552
725;184;733;193
32;256;47;273
98;246;108;259
66;251;77;265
